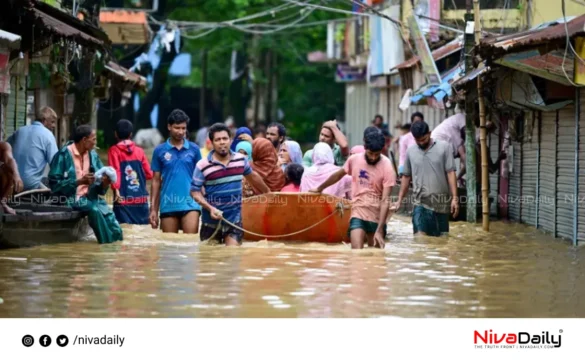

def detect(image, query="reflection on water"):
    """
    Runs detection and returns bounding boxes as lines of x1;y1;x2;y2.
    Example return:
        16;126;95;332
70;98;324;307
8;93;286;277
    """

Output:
0;216;583;317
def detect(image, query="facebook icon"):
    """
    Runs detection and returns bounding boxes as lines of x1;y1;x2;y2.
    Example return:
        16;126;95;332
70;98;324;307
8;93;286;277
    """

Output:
39;335;52;347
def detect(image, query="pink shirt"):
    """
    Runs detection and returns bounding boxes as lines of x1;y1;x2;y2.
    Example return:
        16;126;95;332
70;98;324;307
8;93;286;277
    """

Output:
399;132;416;168
343;154;396;223
281;183;300;192
431;113;466;157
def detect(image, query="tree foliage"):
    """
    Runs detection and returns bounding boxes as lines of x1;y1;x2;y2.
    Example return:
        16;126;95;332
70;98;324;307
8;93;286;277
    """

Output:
157;0;346;143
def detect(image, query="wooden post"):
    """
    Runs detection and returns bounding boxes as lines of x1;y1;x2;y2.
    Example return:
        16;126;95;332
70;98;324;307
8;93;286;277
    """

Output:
474;0;488;231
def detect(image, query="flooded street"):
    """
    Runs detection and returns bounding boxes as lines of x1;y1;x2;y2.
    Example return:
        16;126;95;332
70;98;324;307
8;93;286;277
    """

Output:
0;216;583;318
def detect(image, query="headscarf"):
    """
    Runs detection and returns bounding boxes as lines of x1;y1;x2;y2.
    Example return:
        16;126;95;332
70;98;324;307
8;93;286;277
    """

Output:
230;127;253;151
235;141;253;161
300;142;351;198
350;145;365;155
248;138;285;194
280;140;303;171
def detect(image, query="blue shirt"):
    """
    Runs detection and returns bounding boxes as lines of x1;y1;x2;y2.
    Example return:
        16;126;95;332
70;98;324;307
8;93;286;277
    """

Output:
151;139;202;214
191;151;252;224
7;121;58;190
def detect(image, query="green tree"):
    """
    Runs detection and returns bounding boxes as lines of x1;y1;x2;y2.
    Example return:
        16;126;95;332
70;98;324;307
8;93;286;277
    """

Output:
146;0;346;142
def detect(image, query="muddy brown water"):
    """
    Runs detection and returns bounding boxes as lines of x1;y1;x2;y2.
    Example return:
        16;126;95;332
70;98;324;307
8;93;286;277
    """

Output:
0;215;583;318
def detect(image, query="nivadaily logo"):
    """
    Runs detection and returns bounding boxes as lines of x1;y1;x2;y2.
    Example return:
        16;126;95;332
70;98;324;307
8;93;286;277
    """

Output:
474;329;562;349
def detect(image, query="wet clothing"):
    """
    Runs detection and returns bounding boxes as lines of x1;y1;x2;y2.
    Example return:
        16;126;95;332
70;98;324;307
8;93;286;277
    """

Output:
403;139;455;215
7;121;58;190
151;139;202;215
347;217;387;237
343;153;396;223
49;141;123;244
191;150;252;225
412;205;449;236
303;144;346;167
160;209;200;219
200;221;244;245
108;140;153;225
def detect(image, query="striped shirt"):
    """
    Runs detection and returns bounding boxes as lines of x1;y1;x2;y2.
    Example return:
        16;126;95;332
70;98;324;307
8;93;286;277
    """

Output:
191;150;252;224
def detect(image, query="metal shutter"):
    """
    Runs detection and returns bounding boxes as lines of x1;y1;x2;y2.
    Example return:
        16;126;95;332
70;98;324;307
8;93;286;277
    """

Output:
508;140;522;221
578;89;585;243
538;111;556;234
345;82;376;148
556;105;576;241
521;112;538;226
488;129;500;216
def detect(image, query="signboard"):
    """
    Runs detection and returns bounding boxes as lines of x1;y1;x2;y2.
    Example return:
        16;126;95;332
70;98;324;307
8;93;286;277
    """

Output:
335;64;366;83
407;15;441;85
0;49;10;94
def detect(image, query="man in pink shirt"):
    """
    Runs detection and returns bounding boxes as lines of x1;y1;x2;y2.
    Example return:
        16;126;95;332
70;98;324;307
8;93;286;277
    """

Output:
431;112;467;181
398;112;424;176
309;127;395;249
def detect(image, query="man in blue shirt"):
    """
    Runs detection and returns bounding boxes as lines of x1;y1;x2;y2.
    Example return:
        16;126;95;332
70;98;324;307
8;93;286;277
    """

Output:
7;106;58;190
150;109;202;233
191;123;269;246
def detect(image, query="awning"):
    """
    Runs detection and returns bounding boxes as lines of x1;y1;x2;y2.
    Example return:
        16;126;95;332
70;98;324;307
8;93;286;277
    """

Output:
478;14;585;57
104;61;147;90
410;63;464;103
452;62;489;89
0;29;21;50
26;2;109;49
391;36;463;71
494;48;575;86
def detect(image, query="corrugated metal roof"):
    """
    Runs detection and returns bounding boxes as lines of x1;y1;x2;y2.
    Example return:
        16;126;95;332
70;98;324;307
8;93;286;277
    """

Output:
452;61;489;89
26;1;109;48
0;29;21;50
104;61;147;89
480;14;585;53
392;36;463;71
99;10;147;24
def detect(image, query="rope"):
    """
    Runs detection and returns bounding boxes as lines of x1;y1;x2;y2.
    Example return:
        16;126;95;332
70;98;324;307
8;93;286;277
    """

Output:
13;188;51;199
201;202;345;243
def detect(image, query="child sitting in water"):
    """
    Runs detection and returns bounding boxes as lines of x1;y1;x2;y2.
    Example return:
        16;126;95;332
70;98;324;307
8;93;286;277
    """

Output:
281;163;304;192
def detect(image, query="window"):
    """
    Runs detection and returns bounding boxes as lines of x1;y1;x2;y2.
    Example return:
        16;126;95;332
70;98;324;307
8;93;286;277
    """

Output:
443;0;519;10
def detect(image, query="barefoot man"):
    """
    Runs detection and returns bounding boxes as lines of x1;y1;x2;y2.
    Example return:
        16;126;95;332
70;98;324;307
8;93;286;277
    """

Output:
0;142;24;214
309;127;395;249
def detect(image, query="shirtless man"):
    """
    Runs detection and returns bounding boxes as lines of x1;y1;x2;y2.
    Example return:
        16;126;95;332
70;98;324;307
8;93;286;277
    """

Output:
0;142;24;214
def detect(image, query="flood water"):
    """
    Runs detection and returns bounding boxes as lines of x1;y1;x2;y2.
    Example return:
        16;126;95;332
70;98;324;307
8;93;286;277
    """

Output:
0;216;583;318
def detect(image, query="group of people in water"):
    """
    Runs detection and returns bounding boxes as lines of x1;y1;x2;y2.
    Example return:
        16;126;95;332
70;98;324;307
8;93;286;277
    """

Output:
0;104;504;249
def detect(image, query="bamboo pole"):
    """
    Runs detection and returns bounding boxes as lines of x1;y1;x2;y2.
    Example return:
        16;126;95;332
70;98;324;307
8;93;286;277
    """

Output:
474;0;489;231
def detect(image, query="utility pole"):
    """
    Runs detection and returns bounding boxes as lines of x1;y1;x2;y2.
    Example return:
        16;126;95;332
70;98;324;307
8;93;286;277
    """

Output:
474;0;489;231
464;0;477;223
526;0;532;29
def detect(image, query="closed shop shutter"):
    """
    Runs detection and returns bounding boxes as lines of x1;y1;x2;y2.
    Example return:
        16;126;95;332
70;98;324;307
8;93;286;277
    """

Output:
488;129;500;216
538;111;556;234
578;88;585;243
521;112;538;226
508;140;522;221
5;76;27;139
556;105;576;241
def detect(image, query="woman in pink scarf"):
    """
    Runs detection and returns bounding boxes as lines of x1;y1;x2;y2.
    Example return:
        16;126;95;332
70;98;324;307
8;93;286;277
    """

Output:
300;142;351;198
